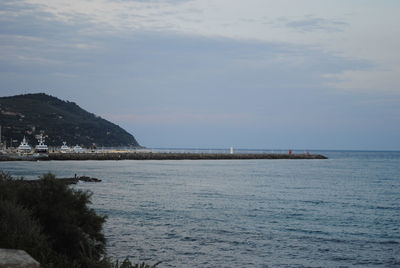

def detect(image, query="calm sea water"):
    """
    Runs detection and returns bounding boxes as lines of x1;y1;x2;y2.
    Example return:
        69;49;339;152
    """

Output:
1;151;399;267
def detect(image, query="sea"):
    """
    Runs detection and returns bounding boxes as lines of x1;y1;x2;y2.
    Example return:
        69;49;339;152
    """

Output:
1;150;399;267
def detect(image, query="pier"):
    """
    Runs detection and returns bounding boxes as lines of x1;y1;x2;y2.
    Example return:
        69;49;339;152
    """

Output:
0;152;327;161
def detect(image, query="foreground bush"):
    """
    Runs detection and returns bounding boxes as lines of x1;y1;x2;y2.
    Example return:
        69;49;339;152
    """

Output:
0;172;160;268
0;199;53;263
0;172;106;267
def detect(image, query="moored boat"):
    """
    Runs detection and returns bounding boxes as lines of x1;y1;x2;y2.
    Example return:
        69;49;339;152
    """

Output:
60;141;71;153
35;134;48;153
73;145;84;153
17;136;32;154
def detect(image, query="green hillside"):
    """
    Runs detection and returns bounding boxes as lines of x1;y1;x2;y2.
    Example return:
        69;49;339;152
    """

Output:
0;93;140;147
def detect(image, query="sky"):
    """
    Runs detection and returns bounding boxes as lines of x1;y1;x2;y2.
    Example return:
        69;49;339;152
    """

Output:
1;0;400;150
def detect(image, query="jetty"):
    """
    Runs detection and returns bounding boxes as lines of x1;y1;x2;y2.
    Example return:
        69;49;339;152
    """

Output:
18;175;102;185
0;152;327;161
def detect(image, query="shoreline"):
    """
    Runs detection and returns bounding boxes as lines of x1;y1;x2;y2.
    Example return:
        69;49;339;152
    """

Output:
0;152;327;161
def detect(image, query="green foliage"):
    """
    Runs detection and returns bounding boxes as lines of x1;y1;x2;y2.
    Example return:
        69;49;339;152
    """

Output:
0;199;52;263
0;172;106;267
0;93;140;147
0;172;160;268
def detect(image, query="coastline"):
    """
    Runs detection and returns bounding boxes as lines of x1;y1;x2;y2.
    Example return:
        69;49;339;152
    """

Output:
0;152;327;161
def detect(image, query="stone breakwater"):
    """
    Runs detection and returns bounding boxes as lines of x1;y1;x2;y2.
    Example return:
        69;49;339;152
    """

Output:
18;176;102;185
0;152;327;161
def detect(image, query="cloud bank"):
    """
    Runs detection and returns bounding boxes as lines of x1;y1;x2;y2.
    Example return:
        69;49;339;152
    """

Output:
1;0;400;149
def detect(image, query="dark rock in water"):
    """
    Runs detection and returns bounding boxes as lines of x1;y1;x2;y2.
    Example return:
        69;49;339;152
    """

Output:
77;176;102;182
56;178;79;184
57;176;102;184
18;176;102;185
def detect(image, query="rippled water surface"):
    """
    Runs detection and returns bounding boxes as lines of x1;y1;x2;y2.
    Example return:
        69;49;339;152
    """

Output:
1;151;400;267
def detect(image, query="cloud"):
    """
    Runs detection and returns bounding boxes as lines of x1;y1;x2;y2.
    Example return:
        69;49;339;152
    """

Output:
271;15;348;33
19;0;202;34
0;0;378;102
111;0;191;2
323;68;400;93
103;112;250;125
0;29;374;144
2;0;400;149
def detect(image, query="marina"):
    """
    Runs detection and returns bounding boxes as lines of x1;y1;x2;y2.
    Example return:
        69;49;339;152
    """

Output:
0;134;328;161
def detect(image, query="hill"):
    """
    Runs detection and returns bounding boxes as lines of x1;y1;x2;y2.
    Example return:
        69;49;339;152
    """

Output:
0;93;140;147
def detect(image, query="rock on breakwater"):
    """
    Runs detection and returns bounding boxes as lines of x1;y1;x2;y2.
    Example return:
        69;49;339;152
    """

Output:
44;152;326;161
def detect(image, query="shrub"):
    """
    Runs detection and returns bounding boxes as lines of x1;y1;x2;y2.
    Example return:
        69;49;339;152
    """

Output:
0;172;106;267
0;199;52;263
0;172;160;268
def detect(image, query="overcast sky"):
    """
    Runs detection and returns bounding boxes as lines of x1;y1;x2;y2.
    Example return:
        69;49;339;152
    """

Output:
1;0;400;150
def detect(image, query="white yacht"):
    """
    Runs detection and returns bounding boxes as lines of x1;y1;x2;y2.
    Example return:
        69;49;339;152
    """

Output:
17;136;32;153
60;141;71;153
35;134;48;153
73;145;84;153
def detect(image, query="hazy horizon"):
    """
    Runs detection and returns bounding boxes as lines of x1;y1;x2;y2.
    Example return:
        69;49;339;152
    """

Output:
1;1;399;150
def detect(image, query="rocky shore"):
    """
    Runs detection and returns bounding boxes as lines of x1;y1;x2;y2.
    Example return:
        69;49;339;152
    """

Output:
0;152;327;161
18;175;102;185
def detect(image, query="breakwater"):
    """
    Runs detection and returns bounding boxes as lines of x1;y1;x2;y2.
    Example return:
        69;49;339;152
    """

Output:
0;152;327;161
18;176;102;184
